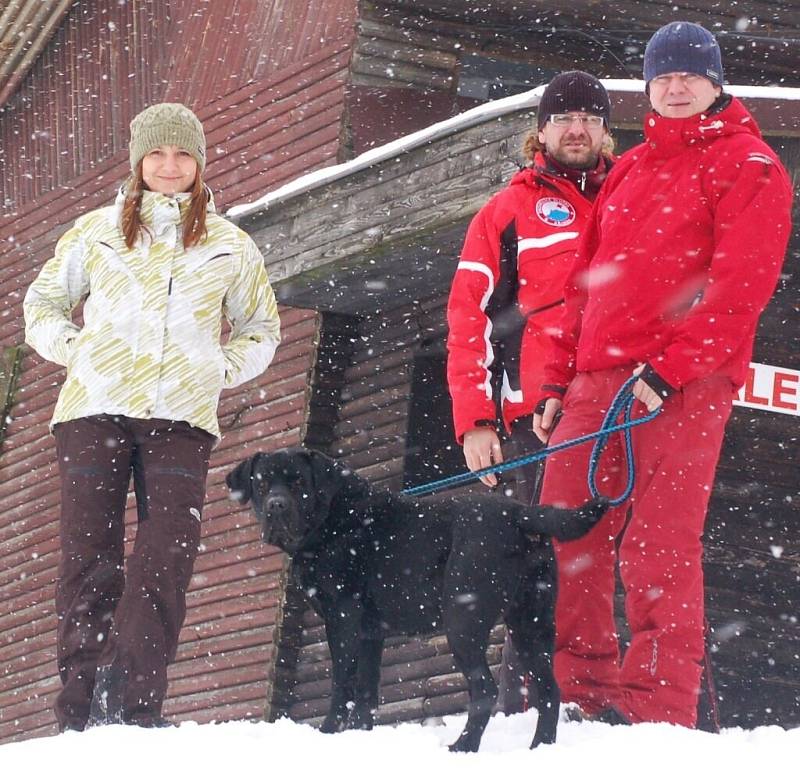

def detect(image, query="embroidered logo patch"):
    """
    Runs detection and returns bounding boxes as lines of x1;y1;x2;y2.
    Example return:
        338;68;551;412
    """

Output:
536;198;576;227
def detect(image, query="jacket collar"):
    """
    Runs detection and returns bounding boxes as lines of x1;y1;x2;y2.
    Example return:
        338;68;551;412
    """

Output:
537;152;612;201
511;151;612;202
643;95;760;158
113;186;216;236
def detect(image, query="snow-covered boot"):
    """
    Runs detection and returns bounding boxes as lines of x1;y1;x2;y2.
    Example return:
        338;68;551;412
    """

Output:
87;663;126;727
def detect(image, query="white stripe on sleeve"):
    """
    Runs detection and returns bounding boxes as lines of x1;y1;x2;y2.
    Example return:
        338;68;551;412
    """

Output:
455;260;495;400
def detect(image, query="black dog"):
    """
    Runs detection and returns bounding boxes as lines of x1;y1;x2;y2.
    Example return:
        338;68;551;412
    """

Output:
227;447;608;752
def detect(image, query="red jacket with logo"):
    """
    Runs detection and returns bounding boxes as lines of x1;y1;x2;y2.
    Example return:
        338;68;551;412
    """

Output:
541;97;793;398
446;154;606;441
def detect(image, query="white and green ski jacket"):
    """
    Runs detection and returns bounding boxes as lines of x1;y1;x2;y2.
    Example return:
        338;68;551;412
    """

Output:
24;188;281;438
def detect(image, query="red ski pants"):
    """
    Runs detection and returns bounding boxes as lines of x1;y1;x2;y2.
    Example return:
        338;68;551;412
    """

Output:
540;367;731;727
53;415;213;729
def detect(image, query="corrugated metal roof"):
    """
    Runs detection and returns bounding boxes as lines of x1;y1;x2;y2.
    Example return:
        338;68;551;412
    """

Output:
0;0;76;109
0;0;357;211
164;0;357;107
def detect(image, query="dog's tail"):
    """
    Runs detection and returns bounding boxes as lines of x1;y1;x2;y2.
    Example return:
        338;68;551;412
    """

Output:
513;497;610;542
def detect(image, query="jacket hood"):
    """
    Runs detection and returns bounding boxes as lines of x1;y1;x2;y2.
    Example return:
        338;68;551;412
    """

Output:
643;96;761;156
510;165;540;190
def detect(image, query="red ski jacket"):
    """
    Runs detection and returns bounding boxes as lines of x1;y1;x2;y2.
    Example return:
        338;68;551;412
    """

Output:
446;154;608;441
541;97;792;398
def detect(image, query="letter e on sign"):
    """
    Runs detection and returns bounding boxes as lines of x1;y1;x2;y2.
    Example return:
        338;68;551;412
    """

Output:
735;362;800;416
772;371;799;411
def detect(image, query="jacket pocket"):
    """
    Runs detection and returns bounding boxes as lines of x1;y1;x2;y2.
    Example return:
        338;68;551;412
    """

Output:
64;328;87;371
211;346;227;390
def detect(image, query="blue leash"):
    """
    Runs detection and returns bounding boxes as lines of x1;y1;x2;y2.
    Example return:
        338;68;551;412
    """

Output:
402;376;661;506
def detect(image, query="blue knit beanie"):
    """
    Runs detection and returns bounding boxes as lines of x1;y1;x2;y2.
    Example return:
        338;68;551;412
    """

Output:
643;22;723;86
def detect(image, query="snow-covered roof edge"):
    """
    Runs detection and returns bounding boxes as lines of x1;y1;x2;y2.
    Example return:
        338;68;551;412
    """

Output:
228;79;800;221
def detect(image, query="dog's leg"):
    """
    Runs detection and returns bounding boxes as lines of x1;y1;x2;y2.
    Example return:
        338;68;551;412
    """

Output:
442;594;498;752
506;620;559;747
347;635;383;730
446;650;497;752
515;498;609;542
320;600;363;734
505;559;560;748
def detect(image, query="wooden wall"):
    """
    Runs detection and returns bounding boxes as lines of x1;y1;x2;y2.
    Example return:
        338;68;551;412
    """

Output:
371;1;800;85
0;0;357;211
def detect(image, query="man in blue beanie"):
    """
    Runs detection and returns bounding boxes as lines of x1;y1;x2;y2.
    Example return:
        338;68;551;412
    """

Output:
534;22;792;727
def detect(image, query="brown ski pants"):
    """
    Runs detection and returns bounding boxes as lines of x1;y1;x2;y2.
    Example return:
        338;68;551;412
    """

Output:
53;415;213;730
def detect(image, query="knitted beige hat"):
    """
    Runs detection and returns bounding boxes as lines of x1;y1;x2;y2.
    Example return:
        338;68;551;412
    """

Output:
129;103;206;173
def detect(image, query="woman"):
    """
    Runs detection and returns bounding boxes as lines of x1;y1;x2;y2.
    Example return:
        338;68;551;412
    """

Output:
24;103;281;731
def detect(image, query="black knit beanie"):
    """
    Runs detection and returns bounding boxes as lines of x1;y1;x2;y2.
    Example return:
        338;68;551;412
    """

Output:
537;71;611;130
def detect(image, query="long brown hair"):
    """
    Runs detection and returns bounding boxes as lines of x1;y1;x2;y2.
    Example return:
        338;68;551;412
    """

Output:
121;162;208;249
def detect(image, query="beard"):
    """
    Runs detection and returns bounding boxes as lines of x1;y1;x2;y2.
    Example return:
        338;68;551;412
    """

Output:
548;138;602;170
548;145;600;169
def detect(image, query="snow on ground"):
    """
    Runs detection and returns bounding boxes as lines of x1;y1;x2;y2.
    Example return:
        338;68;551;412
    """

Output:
2;709;798;774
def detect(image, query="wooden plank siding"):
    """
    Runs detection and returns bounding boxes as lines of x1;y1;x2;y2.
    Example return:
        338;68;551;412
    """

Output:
238;107;524;312
0;0;357;211
374;1;800;85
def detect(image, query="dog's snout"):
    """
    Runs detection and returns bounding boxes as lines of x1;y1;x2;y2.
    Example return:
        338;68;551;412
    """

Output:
266;494;289;514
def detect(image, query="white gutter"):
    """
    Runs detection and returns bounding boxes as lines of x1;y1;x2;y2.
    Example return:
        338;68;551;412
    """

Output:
228;79;800;221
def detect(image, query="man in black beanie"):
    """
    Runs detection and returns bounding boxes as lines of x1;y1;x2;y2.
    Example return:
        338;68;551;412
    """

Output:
446;70;613;714
534;23;792;727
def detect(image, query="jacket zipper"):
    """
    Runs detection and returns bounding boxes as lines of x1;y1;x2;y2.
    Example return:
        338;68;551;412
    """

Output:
526;297;565;317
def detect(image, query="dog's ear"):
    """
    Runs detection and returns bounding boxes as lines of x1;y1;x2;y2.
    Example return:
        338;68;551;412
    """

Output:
302;448;346;516
226;455;260;505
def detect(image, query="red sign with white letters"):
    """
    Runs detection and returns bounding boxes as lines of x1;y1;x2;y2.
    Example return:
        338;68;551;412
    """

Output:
734;362;800;416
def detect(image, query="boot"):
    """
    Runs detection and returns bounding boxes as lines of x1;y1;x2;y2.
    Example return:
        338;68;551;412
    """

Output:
87;663;126;727
563;704;632;725
129;715;176;729
58;718;87;733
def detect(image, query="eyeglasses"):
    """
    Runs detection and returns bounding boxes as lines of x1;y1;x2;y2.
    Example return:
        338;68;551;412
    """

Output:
549;113;605;128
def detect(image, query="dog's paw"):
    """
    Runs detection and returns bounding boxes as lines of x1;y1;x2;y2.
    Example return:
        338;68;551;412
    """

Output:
346;705;376;730
530;732;557;749
319;715;347;734
448;732;481;753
